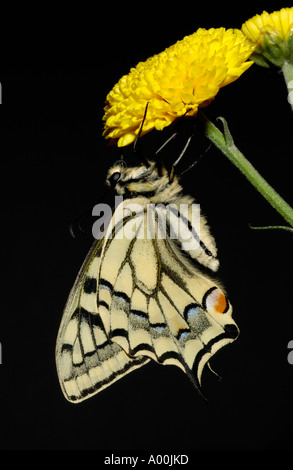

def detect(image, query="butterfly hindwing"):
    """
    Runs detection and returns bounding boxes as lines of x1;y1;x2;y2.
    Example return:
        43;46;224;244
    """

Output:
100;197;238;392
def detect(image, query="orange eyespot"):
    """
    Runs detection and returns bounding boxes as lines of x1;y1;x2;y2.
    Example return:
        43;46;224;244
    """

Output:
204;287;229;314
214;291;228;314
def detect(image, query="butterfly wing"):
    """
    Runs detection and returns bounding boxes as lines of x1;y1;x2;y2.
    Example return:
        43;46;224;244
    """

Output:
56;236;149;403
57;196;238;402
99;197;239;394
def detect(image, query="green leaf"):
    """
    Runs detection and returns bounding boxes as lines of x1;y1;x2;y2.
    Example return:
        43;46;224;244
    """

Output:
286;31;293;63
251;51;270;68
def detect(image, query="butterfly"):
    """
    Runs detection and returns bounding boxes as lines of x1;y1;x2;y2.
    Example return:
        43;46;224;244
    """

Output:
56;159;239;403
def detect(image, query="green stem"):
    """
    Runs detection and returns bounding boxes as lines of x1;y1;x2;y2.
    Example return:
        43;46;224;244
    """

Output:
249;224;293;233
282;61;293;112
198;111;293;228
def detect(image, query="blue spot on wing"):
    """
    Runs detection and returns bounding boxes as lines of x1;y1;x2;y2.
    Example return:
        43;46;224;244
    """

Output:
185;304;200;320
113;291;130;303
176;329;191;341
154;325;165;333
178;331;189;340
131;310;148;320
151;323;166;333
184;303;211;333
99;279;112;291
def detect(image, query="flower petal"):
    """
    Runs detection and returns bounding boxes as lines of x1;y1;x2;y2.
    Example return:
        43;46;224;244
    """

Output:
103;27;255;146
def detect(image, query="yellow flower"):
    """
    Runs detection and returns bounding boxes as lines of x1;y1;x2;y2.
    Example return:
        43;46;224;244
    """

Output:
103;28;255;147
241;7;293;67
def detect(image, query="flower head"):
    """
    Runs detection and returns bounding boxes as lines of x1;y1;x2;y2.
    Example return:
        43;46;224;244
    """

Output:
103;28;255;147
241;7;293;68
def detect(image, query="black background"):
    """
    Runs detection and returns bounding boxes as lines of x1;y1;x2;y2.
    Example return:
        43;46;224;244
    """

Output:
0;2;293;452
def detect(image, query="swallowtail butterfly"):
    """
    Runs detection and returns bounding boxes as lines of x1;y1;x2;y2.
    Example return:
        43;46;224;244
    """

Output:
56;160;238;402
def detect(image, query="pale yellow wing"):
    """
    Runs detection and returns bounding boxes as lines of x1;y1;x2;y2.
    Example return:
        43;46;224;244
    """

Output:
99;198;239;394
55;235;149;403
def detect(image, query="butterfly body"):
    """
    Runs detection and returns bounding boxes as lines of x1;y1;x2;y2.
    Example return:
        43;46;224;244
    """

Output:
56;161;238;402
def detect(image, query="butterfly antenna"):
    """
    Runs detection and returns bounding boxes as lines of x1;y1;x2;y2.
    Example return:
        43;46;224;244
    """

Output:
169;117;198;182
155;131;178;156
156;107;195;159
179;143;212;177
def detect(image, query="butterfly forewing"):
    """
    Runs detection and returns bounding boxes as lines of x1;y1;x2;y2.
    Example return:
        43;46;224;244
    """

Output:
56;237;149;403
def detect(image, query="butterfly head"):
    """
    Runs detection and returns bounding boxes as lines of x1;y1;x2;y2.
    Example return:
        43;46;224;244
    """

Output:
106;161;181;201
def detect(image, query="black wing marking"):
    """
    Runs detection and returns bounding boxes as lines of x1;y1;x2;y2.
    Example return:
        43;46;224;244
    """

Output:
97;199;238;394
56;231;149;403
